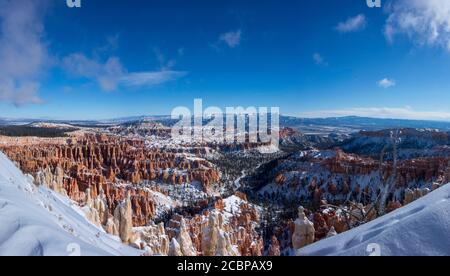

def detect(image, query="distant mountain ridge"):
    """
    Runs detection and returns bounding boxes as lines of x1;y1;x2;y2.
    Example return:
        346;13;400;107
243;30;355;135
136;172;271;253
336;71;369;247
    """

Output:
280;116;450;131
2;115;450;132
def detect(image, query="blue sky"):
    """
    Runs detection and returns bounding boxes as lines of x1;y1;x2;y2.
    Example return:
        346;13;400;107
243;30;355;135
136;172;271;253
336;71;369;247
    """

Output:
1;0;450;120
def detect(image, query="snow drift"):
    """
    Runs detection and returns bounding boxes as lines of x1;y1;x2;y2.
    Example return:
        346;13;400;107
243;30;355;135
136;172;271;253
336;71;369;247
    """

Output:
299;183;450;256
0;152;140;256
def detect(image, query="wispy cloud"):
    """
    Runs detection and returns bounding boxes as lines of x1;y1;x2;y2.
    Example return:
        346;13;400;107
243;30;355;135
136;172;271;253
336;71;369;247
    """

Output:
299;107;450;121
120;71;187;87
219;30;242;48
62;53;186;92
378;78;396;88
313;53;328;66
335;14;367;33
0;0;49;106
385;0;450;52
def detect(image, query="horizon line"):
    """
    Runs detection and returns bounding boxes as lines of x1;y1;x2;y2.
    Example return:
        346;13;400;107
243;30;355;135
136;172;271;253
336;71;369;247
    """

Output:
2;114;450;124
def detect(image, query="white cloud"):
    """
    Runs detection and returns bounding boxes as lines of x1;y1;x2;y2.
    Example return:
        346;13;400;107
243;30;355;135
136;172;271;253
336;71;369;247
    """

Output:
313;53;328;66
62;53;186;92
385;0;450;52
219;30;242;48
0;0;49;106
335;14;367;33
299;107;450;121
120;71;188;87
378;78;396;88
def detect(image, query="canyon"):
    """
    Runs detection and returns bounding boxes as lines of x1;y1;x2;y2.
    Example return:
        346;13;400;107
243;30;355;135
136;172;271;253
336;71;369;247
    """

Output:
0;122;449;256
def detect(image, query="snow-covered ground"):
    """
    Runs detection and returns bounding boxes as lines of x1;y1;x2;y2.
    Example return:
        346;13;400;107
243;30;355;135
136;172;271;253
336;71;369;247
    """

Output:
148;189;179;217
299;184;450;256
0;152;140;256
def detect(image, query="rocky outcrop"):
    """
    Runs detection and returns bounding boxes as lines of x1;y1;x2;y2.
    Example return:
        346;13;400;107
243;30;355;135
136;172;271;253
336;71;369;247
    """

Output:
202;213;220;256
0;133;224;229
104;217;119;236
216;232;238;256
386;201;403;213
404;188;431;205
34;167;66;196
169;238;183;256
136;223;170;255
81;187;110;227
1;133;220;189
292;207;315;250
114;192;134;244
157;195;262;256
177;219;197;256
268;148;449;211
268;236;281;256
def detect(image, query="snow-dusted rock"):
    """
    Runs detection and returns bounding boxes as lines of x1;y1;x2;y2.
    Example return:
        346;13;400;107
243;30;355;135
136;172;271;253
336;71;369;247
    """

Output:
177;218;197;256
169;238;183;256
299;184;450;256
135;223;170;256
268;236;281;256
0;152;140;256
113;191;134;244
202;213;220;256
34;166;66;196
292;206;315;250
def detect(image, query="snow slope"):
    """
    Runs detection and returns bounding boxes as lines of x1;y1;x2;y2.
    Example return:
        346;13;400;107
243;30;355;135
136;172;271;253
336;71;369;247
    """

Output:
299;184;450;256
0;152;140;256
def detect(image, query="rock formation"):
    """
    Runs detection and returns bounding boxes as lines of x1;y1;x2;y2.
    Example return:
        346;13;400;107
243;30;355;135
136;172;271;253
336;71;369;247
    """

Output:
202;213;220;256
114;191;134;244
136;222;170;255
104;216;119;236
216;232;238;256
268;236;281;256
404;188;431;205
292;206;315;250
0;133;223;229
34;167;66;196
177;218;197;256
169;238;183;256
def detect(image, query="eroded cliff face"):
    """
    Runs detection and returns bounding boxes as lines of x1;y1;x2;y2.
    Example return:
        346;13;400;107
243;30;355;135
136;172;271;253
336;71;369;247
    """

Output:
292;207;315;250
1;133;220;189
0;133;221;227
269;149;450;206
256;147;450;254
0;132;268;255
4;125;448;256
